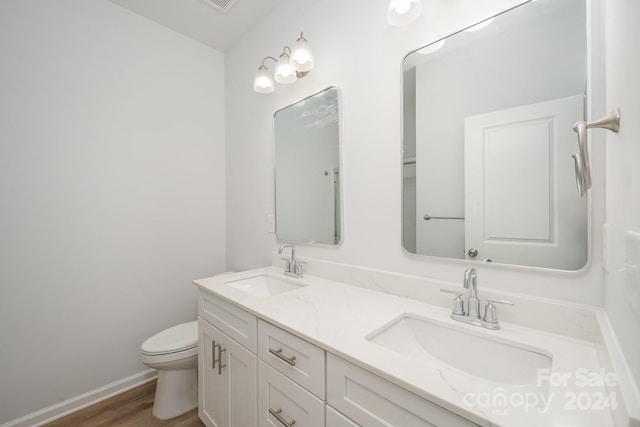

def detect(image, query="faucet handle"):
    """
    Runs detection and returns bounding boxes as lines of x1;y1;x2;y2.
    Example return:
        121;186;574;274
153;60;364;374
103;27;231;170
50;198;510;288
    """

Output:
292;262;303;277
486;297;514;306
440;289;465;316
484;297;514;324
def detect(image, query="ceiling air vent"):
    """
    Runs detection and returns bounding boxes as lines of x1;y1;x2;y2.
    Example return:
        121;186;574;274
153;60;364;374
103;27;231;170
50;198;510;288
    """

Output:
200;0;240;14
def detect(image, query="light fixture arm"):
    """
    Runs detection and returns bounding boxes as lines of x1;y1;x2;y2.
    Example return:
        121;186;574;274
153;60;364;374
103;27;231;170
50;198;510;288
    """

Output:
260;56;278;68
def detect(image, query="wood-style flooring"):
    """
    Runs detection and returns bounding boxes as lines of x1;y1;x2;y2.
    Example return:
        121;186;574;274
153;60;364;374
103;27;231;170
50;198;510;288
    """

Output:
44;380;204;427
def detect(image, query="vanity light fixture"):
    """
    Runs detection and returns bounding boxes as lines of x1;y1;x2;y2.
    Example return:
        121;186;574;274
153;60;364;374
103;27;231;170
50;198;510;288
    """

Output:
253;32;314;94
387;0;422;26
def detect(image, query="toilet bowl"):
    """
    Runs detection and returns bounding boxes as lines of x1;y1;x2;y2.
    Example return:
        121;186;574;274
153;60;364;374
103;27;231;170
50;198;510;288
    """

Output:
140;321;198;420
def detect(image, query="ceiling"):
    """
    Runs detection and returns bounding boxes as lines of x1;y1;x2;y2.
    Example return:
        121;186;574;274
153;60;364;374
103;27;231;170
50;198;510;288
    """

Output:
109;0;286;52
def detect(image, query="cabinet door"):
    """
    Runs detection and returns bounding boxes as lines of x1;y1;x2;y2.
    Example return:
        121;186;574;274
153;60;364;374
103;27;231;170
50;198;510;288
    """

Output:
199;317;257;427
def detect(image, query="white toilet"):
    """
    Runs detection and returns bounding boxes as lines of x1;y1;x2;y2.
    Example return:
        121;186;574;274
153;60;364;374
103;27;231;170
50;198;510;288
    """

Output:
140;321;198;420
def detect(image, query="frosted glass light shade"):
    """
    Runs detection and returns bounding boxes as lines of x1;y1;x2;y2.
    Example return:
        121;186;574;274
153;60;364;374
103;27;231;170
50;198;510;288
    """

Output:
290;36;314;73
274;54;297;84
253;66;274;93
387;0;422;26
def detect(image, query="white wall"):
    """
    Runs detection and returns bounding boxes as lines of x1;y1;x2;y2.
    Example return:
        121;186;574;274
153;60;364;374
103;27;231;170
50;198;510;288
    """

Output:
603;0;640;392
225;0;605;306
0;0;226;423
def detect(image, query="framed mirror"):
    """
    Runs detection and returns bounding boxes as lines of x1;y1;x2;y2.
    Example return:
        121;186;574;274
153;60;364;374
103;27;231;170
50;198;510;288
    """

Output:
402;0;588;270
274;86;342;245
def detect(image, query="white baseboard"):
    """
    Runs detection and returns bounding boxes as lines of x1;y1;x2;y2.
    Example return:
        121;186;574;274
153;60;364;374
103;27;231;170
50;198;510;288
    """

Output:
1;369;158;427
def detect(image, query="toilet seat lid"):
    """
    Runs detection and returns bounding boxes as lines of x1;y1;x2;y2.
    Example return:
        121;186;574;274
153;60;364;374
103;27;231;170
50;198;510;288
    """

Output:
141;321;198;355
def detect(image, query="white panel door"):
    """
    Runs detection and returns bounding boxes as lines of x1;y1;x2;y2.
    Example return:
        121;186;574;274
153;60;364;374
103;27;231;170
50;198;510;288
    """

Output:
464;95;587;269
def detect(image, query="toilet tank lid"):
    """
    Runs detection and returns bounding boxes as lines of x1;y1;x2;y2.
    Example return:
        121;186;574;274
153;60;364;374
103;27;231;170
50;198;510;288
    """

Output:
141;321;198;355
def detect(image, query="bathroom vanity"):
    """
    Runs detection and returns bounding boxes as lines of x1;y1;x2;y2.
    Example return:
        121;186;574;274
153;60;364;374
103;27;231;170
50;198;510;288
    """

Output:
194;260;638;427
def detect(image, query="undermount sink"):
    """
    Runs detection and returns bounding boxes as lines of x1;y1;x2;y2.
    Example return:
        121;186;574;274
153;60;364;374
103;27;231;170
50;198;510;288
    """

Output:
367;314;552;386
225;275;306;297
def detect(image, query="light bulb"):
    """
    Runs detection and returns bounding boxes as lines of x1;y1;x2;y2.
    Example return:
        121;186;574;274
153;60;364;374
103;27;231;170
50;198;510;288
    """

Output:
290;33;314;73
387;0;421;26
393;0;411;14
274;52;297;84
253;66;274;93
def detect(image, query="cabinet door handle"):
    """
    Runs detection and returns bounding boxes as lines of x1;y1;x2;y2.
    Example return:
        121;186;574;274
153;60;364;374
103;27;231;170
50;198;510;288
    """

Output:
212;340;227;375
214;342;227;375
269;408;296;426
268;347;296;366
211;339;217;370
217;345;227;375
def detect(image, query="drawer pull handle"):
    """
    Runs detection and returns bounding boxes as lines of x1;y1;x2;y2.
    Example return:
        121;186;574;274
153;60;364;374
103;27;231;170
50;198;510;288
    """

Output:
269;408;296;426
268;348;296;366
212;340;227;375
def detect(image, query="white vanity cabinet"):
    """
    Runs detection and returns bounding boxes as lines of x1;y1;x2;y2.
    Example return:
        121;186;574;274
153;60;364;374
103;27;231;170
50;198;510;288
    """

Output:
327;354;479;427
198;291;258;427
197;288;477;427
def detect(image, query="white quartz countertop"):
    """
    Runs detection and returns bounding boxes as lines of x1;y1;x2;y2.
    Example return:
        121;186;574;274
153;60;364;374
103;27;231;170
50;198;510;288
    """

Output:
194;267;615;427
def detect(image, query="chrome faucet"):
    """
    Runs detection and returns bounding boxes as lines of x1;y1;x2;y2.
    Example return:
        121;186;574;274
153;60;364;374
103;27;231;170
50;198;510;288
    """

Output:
278;243;303;278
440;268;514;330
464;268;480;319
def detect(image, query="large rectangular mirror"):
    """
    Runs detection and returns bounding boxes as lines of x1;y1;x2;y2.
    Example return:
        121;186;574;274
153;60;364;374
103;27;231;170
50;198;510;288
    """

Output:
274;86;342;245
402;0;588;270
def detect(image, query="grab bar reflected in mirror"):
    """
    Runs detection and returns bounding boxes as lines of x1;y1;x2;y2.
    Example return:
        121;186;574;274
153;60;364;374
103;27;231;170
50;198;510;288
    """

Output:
572;108;621;197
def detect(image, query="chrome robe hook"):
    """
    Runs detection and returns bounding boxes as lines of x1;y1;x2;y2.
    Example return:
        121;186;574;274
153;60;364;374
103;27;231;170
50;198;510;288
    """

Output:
572;108;621;197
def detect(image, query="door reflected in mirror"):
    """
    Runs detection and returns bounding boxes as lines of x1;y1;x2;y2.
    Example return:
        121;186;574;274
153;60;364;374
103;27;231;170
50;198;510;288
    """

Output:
402;0;588;270
274;86;342;245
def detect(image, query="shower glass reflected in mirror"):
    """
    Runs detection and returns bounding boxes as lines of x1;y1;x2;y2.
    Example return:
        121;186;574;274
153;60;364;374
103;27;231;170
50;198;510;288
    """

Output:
274;86;342;245
402;0;588;270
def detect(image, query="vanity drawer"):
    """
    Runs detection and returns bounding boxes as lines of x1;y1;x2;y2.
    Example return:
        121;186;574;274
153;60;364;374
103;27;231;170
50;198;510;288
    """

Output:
327;354;478;427
199;290;257;353
258;319;325;398
258;360;324;427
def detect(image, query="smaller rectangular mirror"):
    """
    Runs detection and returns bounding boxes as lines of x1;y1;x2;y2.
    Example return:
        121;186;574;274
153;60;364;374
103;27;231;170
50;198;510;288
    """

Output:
274;86;342;245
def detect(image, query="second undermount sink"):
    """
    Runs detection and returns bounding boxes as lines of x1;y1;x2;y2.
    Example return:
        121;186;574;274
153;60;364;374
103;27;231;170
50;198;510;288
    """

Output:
225;275;306;297
367;314;552;386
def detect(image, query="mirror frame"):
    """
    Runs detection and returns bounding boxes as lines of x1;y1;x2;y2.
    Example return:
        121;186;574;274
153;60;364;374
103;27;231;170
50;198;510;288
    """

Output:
399;0;594;273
